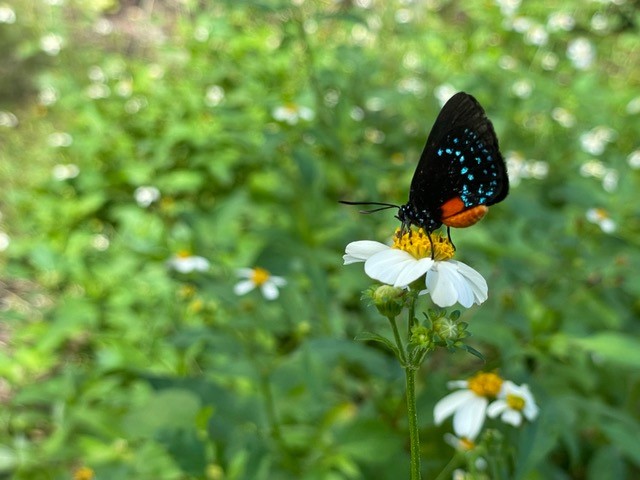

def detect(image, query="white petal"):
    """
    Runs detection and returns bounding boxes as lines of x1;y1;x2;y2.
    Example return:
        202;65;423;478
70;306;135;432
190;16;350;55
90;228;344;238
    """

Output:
234;280;256;296
453;396;488;440
343;241;389;265
364;249;416;285
190;256;210;271
261;282;280;300
447;380;469;389
269;275;287;287
394;257;435;287
486;399;508;418
426;264;459;307
236;268;254;278
434;390;476;425
501;409;523;427
452;261;488;304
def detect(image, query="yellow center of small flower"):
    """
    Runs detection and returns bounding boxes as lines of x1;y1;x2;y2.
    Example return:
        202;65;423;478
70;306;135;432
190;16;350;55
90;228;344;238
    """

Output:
177;250;192;258
459;437;475;451
73;467;95;480
506;393;525;411
467;372;503;397
251;267;271;286
392;228;455;261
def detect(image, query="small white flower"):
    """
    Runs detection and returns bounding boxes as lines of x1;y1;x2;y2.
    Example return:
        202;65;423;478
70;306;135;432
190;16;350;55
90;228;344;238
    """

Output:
134;186;160;207
434;84;457;107
579;126;615;155
86;83;110;99
511;79;533;98
40;33;64;56
627;149;640;169
0;231;10;251
586;208;616;233
487;381;539;427
52;163;79;180
0;111;18;128
205;85;225;107
47;132;73;147
567;37;595;70
343;230;487;308
551;107;575;127
234;267;286;300
626;96;640;115
167;253;210;273
0;4;16;24
547;11;575;32
434;372;504;440
272;104;314;124
38;86;58;106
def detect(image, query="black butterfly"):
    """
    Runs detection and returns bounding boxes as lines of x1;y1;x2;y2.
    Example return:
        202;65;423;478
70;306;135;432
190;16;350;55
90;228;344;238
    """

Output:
342;92;509;247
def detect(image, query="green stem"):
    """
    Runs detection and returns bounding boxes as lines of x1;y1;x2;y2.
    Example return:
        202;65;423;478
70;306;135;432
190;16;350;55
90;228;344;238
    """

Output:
388;316;407;365
407;290;418;337
405;366;421;480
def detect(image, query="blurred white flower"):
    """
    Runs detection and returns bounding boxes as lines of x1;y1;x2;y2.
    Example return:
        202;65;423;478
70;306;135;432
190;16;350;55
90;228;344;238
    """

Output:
365;96;384;112
511;79;533;98
86;83;110;99
194;26;209;42
498;55;518;70
627;149;640;169
434;84;457;106
234;267;287;300
511;16;533;33
567;37;595;70
167;252;210;273
487;381;539;427
551;107;575;127
398;77;425;95
580;159;607;178
52;164;80;180
579;126;615;155
586;208;616;233
88;66;106;82
495;0;521;17
344;230;488;308
94;18;113;35
540;52;559;70
0;232;9;251
350;107;365;122
38;86;58;106
47;132;73;147
116;78;133;97
364;127;385;144
272;104;314;124
602;169;618;192
0;4;16;23
626;97;640;115
434;372;504;440
40;33;64;56
91;234;110;251
134;186;160;207
591;12;609;32
524;24;548;46
395;8;412;24
547;11;575;32
324;89;340;108
205;85;225;107
125;97;147;114
0;111;18;128
505;151;549;186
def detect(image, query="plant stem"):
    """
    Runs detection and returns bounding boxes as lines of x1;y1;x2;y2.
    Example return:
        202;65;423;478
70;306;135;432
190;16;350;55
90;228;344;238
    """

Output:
388;316;407;365
405;366;421;480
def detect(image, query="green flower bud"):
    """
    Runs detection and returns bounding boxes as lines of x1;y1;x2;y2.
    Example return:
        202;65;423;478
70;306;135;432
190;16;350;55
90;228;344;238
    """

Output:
410;325;433;348
433;317;458;340
371;285;405;318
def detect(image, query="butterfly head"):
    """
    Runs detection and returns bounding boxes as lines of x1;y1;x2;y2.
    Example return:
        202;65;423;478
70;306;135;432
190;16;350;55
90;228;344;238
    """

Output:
397;203;443;234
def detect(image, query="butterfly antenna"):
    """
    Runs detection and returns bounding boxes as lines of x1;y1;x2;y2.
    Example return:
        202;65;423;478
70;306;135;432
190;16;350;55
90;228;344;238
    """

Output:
339;200;400;214
446;226;456;251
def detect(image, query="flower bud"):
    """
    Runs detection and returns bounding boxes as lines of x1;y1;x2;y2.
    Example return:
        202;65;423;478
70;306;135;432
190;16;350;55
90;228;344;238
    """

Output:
371;285;405;318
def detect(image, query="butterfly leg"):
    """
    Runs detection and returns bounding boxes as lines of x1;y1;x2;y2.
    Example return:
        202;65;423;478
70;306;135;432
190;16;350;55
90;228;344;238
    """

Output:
426;230;435;259
447;226;456;251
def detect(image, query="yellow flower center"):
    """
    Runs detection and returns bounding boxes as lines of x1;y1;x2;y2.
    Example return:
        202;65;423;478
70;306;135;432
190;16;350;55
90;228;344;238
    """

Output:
177;250;192;258
467;372;503;397
73;467;95;480
459;437;475;451
506;393;525;411
392;228;455;261
251;267;271;286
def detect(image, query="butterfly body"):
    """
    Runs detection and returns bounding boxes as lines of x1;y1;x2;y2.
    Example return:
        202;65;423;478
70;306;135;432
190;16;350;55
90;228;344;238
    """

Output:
397;92;508;234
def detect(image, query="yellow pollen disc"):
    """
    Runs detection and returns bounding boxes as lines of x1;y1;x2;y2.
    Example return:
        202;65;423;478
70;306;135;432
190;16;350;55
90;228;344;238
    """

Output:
392;228;455;261
177;250;192;258
467;372;504;397
251;267;271;286
506;393;526;411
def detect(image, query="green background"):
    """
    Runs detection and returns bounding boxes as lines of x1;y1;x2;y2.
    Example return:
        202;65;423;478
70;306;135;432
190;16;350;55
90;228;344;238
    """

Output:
1;0;639;478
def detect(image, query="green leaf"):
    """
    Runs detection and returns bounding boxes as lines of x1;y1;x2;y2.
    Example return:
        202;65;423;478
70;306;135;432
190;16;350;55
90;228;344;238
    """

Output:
459;344;485;362
355;331;400;357
572;333;640;369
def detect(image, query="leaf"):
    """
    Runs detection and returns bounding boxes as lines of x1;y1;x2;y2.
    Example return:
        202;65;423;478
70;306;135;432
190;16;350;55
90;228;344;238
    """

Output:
459;344;485;362
355;331;400;357
572;333;640;369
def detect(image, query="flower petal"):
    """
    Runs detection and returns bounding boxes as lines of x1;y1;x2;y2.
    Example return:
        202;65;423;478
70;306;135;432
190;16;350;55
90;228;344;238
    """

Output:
261;282;280;300
500;409;523;427
270;275;287;287
426;263;462;307
364;248;416;285
486;399;508;418
394;257;435;287
451;261;488;305
234;280;256;296
343;241;389;265
434;390;476;425
453;395;488;440
236;268;254;278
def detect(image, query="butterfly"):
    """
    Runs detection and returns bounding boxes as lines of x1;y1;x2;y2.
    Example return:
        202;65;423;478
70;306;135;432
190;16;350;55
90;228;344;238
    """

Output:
342;91;509;249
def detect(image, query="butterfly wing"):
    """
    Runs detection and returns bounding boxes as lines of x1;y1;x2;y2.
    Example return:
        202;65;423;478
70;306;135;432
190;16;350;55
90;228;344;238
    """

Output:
408;92;508;219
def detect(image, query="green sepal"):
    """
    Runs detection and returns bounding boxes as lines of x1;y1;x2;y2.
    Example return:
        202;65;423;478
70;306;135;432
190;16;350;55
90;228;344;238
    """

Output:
355;331;401;358
460;344;485;362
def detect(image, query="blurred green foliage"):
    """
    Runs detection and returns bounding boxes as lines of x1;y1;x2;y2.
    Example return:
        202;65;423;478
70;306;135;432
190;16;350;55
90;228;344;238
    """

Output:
1;0;640;479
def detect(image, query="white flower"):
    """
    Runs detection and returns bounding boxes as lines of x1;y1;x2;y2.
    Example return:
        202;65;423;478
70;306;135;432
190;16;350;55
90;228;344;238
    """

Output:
343;230;488;308
205;85;225;107
47;132;73;147
0;231;9;251
234;267;286;300
134;186;160;207
0;4;16;24
487;381;539;427
434;84;457;107
627;149;640;169
579;126;615;156
0;111;18;128
40;33;64;56
434;372;504;440
586;208;616;233
167;253;210;273
567;37;595;70
272;104;314;124
52;163;79;180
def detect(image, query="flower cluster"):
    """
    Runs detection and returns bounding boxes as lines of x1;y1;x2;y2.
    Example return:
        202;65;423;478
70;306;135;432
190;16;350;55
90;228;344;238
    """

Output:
434;372;539;443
